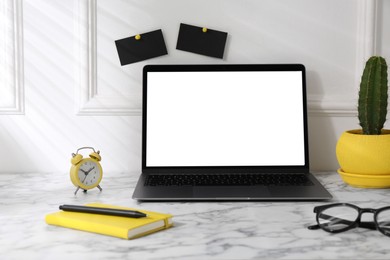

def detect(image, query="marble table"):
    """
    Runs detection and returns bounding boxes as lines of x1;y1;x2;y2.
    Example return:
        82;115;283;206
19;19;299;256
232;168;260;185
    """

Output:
1;171;389;259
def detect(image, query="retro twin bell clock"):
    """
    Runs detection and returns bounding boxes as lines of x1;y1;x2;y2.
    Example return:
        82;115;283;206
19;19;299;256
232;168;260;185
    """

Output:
70;147;103;195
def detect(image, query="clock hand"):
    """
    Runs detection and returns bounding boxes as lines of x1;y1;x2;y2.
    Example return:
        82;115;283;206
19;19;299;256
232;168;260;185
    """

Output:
81;173;88;184
81;167;95;184
86;166;95;174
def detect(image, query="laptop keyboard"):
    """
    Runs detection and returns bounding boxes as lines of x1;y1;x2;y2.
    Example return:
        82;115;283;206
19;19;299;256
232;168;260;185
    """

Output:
144;173;314;186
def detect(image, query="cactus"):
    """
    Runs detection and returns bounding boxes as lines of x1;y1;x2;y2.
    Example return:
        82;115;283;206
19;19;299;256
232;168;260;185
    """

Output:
358;56;388;135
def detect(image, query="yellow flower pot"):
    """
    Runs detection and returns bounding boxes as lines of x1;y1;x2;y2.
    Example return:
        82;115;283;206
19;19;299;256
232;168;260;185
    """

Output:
336;129;390;188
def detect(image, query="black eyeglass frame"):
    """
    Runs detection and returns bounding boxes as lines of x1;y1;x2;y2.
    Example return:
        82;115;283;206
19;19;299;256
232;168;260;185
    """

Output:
308;203;390;236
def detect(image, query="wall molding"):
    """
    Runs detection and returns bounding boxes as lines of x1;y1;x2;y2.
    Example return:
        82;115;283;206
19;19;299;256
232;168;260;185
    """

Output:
74;0;141;116
0;0;24;115
309;0;377;117
74;0;377;117
307;99;357;117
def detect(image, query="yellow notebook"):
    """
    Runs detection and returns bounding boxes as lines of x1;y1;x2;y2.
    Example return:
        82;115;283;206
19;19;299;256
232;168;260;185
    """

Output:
45;203;173;239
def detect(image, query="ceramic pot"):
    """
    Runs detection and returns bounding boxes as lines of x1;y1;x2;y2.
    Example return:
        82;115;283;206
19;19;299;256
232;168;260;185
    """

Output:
336;129;390;188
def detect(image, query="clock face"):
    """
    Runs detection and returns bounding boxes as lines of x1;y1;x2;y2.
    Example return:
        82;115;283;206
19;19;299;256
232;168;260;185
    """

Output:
77;159;102;188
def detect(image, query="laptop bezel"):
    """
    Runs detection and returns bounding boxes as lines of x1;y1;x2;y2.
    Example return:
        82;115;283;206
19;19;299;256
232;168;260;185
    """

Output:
142;64;310;175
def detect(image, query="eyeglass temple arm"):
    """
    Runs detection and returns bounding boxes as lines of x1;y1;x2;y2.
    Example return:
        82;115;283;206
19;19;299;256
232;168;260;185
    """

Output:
308;213;377;230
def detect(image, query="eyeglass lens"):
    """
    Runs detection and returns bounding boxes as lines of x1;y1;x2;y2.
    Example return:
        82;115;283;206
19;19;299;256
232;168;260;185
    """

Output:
376;209;390;235
318;205;359;231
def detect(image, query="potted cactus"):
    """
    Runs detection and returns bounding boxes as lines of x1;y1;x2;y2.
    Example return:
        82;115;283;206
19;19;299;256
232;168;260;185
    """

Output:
336;56;390;188
358;56;388;135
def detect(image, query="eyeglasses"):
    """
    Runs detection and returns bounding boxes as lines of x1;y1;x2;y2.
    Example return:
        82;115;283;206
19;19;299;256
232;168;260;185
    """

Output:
308;203;390;237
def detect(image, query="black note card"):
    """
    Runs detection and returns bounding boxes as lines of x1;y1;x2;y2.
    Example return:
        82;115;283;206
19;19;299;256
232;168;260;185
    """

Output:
176;23;228;59
115;29;168;66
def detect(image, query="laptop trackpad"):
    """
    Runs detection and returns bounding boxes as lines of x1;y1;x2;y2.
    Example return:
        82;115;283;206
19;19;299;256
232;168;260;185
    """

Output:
193;186;270;199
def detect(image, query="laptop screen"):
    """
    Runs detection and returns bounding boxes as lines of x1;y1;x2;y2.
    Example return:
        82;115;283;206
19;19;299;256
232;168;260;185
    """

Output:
143;64;308;169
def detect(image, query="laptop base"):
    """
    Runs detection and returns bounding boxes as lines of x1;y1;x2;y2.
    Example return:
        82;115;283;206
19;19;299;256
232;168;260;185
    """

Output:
132;173;332;201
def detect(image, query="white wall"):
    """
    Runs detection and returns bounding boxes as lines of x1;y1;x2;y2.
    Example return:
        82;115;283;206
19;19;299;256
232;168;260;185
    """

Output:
0;0;389;174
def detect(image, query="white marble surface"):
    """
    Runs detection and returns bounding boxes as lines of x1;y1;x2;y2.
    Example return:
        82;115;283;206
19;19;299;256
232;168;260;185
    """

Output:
1;171;390;260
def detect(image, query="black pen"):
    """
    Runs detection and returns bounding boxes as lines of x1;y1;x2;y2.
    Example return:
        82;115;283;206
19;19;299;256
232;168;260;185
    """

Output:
59;204;147;218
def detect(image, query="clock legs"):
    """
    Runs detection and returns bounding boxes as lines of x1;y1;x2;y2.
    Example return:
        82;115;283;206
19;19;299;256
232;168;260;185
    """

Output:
74;186;88;195
74;185;102;195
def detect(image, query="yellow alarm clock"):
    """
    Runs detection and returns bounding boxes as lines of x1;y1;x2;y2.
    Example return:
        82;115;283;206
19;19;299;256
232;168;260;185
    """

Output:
70;147;103;195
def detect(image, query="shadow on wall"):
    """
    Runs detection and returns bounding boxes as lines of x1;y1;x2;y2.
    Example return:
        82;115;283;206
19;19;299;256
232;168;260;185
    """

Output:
307;115;358;172
0;122;41;172
308;115;337;171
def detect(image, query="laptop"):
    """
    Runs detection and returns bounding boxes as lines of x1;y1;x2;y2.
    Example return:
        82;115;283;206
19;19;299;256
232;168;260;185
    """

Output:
132;64;332;201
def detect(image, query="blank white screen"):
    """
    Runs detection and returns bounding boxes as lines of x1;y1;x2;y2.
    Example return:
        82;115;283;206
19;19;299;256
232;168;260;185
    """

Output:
146;71;305;166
